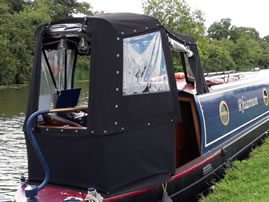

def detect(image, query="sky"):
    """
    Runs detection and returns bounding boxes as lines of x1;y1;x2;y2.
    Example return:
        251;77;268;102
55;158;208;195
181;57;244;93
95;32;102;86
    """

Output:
80;0;269;37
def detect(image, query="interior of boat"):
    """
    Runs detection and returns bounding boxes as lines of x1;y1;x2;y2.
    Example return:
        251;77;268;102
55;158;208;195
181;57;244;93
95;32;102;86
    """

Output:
175;92;201;167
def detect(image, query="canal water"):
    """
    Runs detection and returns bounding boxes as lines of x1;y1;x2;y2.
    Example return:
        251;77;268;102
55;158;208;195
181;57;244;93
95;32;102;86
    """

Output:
0;82;88;201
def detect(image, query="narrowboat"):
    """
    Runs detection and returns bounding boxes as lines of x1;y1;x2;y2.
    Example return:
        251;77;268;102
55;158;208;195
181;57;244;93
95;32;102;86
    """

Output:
15;13;269;202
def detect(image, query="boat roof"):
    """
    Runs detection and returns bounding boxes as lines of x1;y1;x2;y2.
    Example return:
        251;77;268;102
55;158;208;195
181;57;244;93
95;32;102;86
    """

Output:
48;13;195;44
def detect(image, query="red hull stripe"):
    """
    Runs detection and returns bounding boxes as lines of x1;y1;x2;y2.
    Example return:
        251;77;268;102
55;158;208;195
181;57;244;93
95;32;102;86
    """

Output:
170;151;221;181
105;151;221;201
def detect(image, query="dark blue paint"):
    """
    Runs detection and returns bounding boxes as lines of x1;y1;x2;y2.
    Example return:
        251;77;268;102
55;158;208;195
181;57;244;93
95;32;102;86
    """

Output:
195;82;269;153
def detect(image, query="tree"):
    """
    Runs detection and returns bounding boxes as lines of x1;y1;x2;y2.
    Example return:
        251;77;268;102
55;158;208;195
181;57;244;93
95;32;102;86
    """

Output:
143;0;208;68
230;36;262;71
202;39;235;72
0;0;51;85
0;2;17;84
207;18;231;40
143;0;206;41
230;26;260;42
0;0;94;85
263;35;269;42
0;0;30;13
258;40;269;68
20;0;51;27
206;18;267;72
47;0;93;20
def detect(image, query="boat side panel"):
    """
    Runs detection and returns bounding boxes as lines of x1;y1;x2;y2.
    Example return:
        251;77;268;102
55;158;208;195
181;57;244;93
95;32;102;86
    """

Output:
195;81;269;153
26;123;176;194
17;120;269;202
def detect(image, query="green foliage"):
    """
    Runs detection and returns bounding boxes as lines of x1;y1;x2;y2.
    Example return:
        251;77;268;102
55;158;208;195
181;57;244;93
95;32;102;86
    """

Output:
172;55;183;72
0;0;51;85
1;0;29;13
47;0;93;20
0;0;93;85
204;18;268;72
207;18;231;40
143;1;269;73
258;39;269;68
143;0;206;44
231;36;260;71
201;138;269;202
143;0;210;70
208;18;260;42
0;36;19;85
230;26;260;42
74;55;90;81
202;39;235;72
1;0;269;85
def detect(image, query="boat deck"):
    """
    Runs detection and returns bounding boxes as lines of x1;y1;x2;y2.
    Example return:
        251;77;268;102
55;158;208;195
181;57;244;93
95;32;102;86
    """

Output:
176;69;269;94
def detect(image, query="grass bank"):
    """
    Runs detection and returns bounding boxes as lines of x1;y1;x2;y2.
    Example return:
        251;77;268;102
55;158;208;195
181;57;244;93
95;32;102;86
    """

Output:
201;137;269;202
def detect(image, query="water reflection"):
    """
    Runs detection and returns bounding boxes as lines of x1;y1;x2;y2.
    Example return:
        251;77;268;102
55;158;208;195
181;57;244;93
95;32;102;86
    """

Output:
0;82;88;201
0;86;28;117
0;115;26;201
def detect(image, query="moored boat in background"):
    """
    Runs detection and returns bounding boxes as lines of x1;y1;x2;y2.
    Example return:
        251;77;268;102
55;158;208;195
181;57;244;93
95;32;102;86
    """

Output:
15;13;269;202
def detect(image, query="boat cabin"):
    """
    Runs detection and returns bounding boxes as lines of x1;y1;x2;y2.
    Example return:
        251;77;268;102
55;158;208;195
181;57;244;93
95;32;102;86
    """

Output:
24;13;208;195
21;13;269;201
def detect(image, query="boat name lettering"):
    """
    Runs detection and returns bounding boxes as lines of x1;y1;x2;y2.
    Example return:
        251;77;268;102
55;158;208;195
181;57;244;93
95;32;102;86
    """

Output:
238;96;258;113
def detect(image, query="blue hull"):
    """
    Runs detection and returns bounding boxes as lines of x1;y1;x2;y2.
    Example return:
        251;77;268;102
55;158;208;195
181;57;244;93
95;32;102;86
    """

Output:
195;77;269;153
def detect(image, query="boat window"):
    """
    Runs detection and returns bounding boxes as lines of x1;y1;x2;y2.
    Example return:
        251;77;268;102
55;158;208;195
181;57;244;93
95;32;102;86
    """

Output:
39;47;75;110
169;48;194;85
123;31;170;95
169;48;183;72
183;53;194;83
37;24;90;128
73;54;90;106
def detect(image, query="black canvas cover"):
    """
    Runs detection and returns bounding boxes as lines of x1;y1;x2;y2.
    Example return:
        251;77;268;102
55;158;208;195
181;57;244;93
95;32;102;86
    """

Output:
24;13;193;194
27;124;175;193
24;24;45;123
166;30;209;94
87;14;180;134
87;14;178;192
94;13;161;36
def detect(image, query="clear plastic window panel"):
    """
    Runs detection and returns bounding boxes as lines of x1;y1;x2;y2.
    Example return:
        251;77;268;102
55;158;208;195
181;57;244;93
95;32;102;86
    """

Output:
39;51;57;110
43;49;75;91
39;49;75;110
123;31;170;95
183;54;194;80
